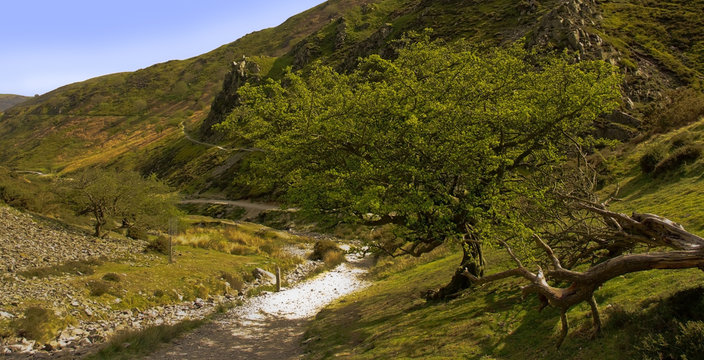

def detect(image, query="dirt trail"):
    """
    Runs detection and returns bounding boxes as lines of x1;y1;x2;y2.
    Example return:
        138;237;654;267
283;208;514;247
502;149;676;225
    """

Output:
179;198;279;219
143;252;371;360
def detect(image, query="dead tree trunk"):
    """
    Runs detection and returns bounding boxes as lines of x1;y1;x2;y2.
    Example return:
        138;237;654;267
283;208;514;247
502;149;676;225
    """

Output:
460;206;704;348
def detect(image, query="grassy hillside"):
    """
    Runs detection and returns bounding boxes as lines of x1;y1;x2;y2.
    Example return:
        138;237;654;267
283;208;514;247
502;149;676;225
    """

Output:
0;94;30;112
0;0;701;190
304;248;704;359
0;0;374;174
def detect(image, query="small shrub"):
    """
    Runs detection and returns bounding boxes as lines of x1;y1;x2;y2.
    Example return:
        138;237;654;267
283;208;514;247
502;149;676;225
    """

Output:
127;226;149;240
653;145;702;175
147;236;171;254
12;307;60;343
221;272;244;292
153;289;165;298
102;272;122;282
670;132;694;150
323;250;345;268
259;243;275;255
646;87;704;133
87;279;114;296
230;244;256;256
639;145;668;174
311;240;342;261
637;321;704;360
194;284;209;299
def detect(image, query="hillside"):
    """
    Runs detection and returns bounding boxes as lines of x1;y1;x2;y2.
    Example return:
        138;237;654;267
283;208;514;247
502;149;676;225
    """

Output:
0;95;30;112
0;0;700;189
0;0;373;173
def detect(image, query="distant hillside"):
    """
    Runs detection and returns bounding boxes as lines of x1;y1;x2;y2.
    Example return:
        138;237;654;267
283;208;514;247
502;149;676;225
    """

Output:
0;0;701;196
0;94;30;112
0;0;372;173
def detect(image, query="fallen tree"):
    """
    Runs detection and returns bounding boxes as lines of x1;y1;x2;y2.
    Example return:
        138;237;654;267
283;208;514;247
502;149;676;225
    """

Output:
461;197;704;348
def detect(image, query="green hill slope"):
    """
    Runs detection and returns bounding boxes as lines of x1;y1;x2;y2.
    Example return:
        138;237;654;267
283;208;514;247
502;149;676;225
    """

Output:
0;0;373;173
0;0;701;188
0;94;30;112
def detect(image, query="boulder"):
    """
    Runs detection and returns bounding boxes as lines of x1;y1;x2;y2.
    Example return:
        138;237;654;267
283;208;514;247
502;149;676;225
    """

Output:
252;268;277;285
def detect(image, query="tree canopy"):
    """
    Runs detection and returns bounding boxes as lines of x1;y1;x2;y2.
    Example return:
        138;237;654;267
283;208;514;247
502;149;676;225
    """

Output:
219;38;621;289
64;168;179;238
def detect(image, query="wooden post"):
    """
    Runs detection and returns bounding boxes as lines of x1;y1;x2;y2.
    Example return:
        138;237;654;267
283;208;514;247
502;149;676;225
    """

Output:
276;266;281;292
169;218;177;264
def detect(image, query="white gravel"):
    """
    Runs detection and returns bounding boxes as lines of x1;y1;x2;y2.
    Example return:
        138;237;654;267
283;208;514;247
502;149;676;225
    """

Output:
235;256;369;322
144;250;372;360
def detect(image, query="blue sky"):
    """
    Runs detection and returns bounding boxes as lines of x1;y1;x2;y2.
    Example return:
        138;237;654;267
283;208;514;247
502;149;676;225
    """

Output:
1;0;325;96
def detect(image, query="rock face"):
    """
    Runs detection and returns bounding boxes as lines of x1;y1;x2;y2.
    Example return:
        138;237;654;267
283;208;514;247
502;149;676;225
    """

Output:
0;206;144;273
530;0;611;61
198;56;261;141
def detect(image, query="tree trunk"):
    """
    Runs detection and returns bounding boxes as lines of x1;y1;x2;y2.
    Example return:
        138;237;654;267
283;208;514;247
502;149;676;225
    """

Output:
426;239;484;300
94;221;103;238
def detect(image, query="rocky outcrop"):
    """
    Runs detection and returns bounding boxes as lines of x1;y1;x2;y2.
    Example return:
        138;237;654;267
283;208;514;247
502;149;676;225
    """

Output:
530;0;614;61
198;56;261;141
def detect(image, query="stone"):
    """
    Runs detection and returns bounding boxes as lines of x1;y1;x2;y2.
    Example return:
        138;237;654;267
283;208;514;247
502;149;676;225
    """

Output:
0;310;14;319
252;268;277;285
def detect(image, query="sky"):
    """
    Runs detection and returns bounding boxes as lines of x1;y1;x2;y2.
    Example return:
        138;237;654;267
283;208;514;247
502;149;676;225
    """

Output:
1;0;326;96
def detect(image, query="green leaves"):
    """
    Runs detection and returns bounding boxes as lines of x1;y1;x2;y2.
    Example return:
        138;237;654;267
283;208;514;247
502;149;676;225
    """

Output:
220;39;621;255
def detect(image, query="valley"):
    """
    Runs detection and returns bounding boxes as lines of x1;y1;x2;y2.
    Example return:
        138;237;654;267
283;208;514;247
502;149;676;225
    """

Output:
1;0;704;359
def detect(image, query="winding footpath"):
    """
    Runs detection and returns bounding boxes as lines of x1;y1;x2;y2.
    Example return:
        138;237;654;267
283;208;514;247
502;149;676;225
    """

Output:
144;251;371;359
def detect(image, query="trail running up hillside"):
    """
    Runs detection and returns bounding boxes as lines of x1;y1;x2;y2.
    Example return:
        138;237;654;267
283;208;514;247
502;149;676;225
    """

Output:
179;122;262;153
144;251;371;360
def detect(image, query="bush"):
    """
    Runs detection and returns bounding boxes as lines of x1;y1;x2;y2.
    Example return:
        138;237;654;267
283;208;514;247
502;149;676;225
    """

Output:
221;272;244;292
153;289;165;298
229;244;256;256
102;273;122;282
147;236;171;254
653;145;702;175
323;250;345;268
640;145;668;173
13;307;59;343
311;240;342;261
87;279;114;296
127;226;149;240
646;87;704;133
638;321;704;360
670;132;694;150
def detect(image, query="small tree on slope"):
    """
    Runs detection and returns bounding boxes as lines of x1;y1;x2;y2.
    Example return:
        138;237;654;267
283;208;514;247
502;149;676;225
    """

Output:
64;168;179;238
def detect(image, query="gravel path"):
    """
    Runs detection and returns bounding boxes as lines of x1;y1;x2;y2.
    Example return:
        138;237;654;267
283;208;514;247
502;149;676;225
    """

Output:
144;252;371;360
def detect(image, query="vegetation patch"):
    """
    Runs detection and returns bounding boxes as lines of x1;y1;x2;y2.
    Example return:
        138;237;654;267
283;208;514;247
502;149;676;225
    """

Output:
18;258;104;279
86;319;205;360
11;306;67;344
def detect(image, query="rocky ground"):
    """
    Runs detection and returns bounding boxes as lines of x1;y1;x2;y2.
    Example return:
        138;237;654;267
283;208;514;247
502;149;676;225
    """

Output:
0;205;334;358
0;206;144;273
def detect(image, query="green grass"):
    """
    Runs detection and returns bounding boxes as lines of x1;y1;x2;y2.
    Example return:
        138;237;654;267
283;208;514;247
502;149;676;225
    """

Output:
85;319;205;360
303;246;704;359
603;118;704;234
601;0;704;86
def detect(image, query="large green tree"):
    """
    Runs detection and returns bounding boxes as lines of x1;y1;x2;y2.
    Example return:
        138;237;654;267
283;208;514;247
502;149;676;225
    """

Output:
65;168;179;238
220;39;621;296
